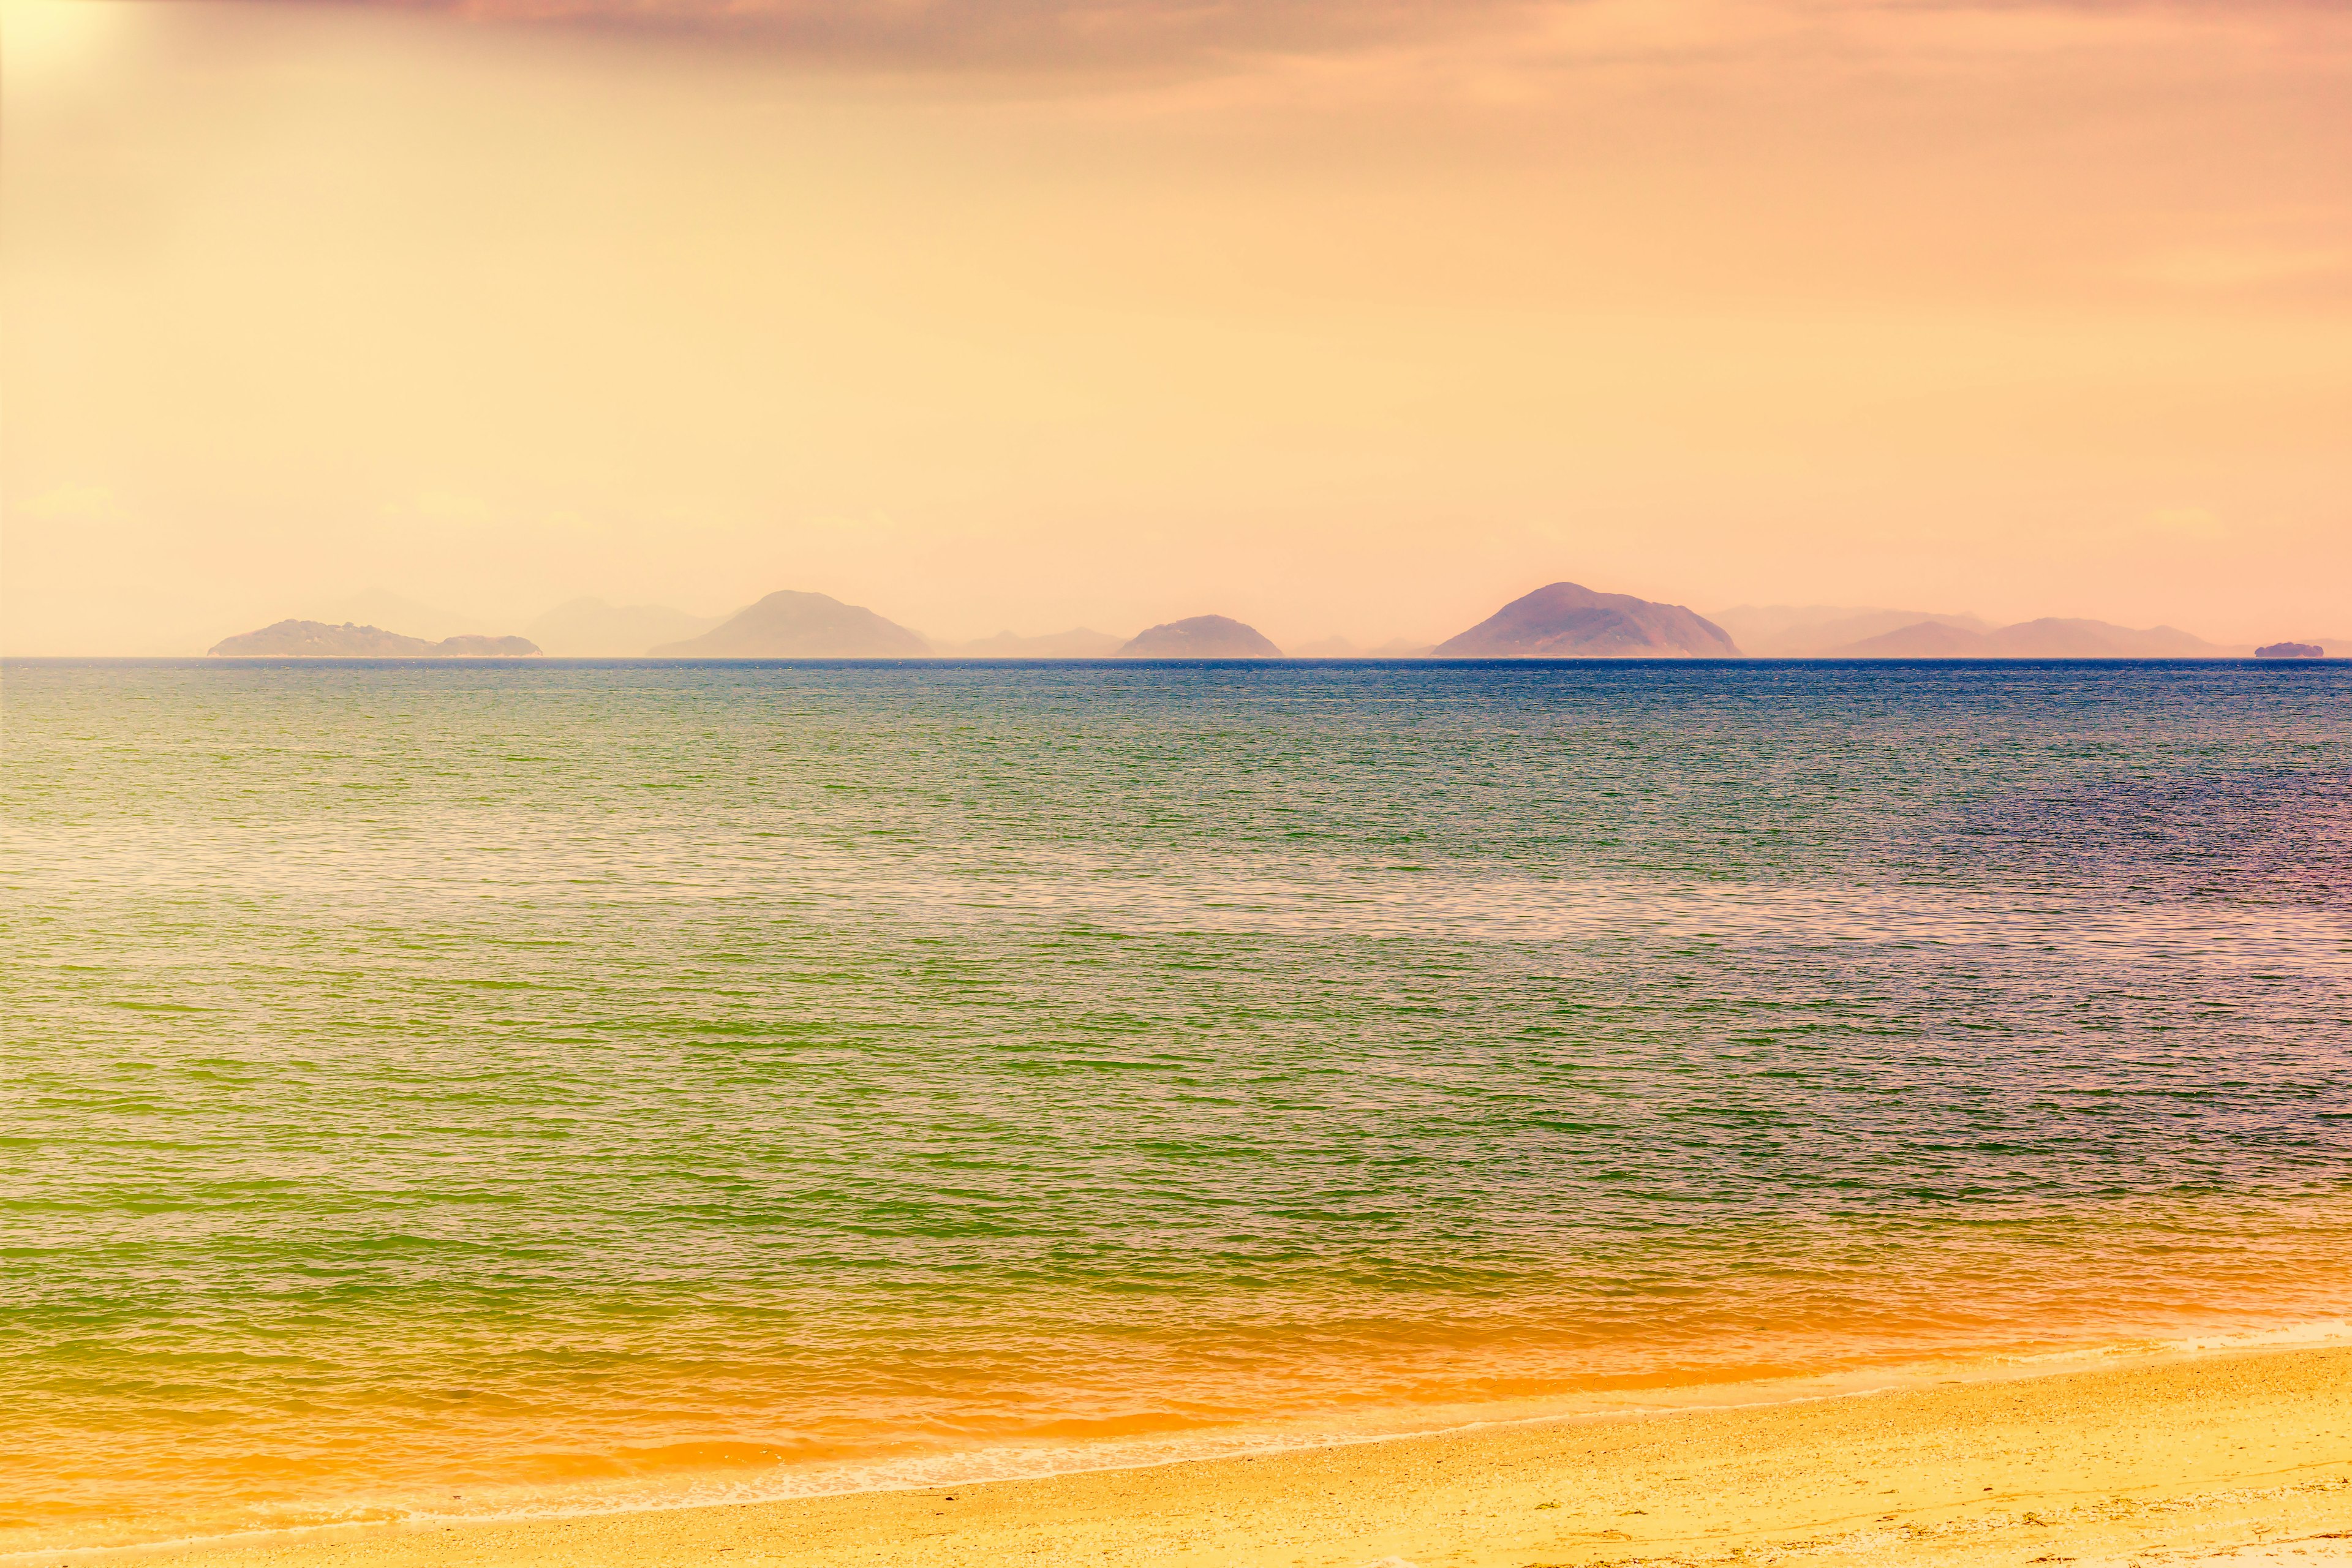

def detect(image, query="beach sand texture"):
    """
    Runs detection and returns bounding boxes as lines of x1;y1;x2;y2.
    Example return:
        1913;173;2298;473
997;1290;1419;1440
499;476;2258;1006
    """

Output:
163;1344;2351;1568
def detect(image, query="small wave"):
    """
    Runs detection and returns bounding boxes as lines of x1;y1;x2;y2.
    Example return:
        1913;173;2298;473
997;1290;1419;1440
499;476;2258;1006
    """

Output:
20;1317;2352;1564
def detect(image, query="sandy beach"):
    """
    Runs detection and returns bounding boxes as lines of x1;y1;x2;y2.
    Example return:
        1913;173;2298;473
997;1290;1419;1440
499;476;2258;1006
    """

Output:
145;1343;2351;1568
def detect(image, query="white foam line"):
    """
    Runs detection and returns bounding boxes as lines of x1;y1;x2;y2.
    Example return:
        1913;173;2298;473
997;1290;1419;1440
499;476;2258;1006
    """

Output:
23;1318;2352;1566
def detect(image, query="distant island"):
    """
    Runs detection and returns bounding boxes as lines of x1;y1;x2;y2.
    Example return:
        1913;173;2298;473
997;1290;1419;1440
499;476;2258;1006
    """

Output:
204;587;2329;663
1709;604;2285;658
1830;617;2242;658
1709;606;1990;657
1118;616;1283;657
209;620;540;657
1434;582;1741;658
650;590;929;657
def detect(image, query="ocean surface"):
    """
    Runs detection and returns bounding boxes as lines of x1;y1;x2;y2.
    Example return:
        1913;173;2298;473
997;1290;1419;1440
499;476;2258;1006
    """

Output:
3;657;2348;1557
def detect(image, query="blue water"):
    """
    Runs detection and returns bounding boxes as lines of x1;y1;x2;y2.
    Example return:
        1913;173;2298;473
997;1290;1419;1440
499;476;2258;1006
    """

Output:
2;658;2347;1554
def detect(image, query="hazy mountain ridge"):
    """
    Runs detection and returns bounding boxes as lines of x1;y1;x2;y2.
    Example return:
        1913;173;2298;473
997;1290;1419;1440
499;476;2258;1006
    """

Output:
527;599;725;656
1710;605;1991;658
1833;617;2251;658
1712;603;2287;658
209;621;540;657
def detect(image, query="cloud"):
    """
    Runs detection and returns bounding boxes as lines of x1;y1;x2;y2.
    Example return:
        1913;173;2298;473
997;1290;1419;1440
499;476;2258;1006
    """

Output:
344;0;1531;67
282;0;2352;86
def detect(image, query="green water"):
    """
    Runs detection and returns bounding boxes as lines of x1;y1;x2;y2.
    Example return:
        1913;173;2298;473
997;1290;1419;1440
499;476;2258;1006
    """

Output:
2;657;2348;1554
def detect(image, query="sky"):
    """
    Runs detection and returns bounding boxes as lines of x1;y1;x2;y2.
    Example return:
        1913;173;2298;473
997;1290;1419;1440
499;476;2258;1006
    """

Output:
3;0;2348;653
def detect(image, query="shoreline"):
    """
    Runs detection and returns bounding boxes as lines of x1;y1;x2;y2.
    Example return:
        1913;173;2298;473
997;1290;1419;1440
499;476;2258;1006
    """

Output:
58;1333;2352;1568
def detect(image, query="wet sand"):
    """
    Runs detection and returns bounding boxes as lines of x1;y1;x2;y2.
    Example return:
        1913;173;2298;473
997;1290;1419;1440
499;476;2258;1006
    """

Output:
160;1344;2352;1568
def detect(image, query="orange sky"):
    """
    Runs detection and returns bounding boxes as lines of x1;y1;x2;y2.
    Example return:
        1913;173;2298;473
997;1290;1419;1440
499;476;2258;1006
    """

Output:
3;0;2347;652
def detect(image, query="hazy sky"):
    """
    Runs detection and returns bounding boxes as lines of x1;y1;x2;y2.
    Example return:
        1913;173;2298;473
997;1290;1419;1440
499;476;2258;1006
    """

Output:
4;0;2347;652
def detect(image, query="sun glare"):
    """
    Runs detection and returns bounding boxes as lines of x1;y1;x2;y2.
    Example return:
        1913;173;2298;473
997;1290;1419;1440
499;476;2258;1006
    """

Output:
0;0;128;79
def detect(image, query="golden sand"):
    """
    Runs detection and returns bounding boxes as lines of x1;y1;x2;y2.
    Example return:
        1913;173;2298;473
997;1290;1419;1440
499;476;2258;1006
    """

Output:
164;1344;2352;1568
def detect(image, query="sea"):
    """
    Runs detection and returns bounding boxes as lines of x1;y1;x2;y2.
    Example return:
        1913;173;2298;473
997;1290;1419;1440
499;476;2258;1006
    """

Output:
3;657;2347;1558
